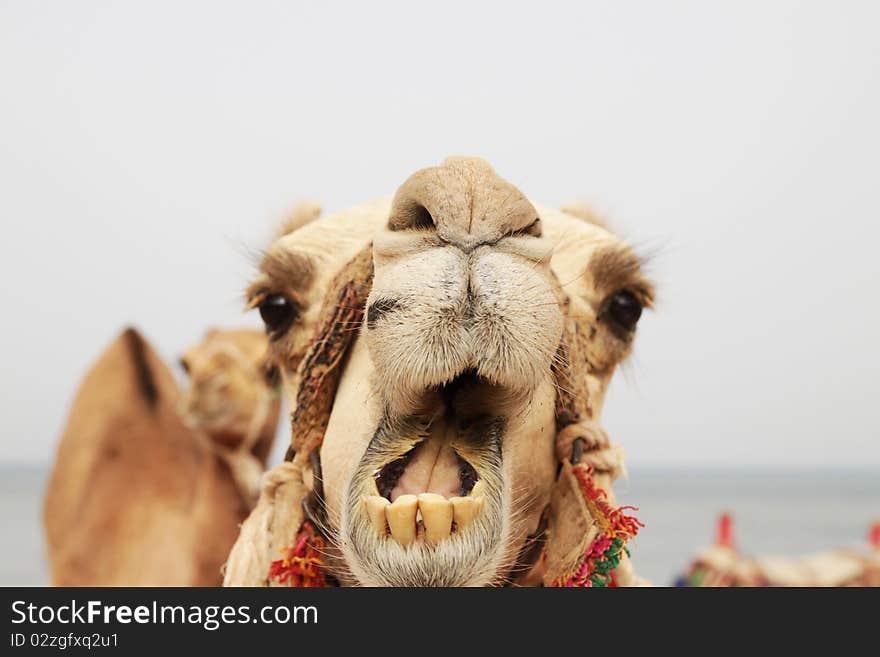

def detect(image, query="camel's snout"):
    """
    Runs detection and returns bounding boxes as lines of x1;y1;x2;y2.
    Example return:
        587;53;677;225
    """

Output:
365;242;563;416
366;158;564;418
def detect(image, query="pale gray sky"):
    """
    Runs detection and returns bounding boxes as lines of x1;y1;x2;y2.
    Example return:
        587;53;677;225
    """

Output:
1;1;878;467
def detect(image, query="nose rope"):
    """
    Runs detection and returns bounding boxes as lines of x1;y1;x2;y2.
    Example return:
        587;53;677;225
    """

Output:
223;244;644;587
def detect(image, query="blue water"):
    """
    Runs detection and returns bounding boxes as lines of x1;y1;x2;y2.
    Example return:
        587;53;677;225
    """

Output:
618;467;880;584
3;466;878;586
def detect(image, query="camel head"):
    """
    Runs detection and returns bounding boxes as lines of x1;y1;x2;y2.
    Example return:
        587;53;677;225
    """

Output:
178;328;280;465
246;157;654;586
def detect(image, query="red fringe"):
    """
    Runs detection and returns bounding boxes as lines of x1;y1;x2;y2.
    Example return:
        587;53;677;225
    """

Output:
268;521;327;587
553;463;644;587
572;463;644;539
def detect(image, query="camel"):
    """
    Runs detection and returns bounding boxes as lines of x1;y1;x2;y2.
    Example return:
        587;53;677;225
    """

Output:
677;515;880;587
43;327;280;586
224;157;655;587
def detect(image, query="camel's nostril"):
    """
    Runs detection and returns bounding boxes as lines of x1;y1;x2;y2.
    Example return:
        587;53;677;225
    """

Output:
387;201;435;231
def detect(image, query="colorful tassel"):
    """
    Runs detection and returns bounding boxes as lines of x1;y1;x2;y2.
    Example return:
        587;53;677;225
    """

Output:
268;521;327;587
553;463;643;587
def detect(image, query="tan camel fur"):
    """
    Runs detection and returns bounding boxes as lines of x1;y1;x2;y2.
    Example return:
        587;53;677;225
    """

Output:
226;157;654;586
44;327;279;585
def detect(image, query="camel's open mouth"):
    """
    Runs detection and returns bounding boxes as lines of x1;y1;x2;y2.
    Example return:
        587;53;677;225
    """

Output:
358;370;505;548
366;433;484;546
374;434;479;501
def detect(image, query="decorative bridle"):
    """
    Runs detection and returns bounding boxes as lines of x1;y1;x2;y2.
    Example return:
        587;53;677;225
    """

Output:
256;245;642;587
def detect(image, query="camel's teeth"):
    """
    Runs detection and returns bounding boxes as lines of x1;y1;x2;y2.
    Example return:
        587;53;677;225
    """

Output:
418;493;453;545
386;494;418;546
363;495;390;536
450;496;479;530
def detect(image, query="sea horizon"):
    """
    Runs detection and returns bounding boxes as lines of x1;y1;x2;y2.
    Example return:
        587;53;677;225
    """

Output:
5;464;878;586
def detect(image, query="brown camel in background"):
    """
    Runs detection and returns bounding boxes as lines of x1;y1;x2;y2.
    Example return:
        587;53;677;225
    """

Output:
43;327;279;586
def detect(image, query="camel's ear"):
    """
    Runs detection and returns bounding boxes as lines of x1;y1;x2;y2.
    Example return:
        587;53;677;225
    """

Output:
560;203;611;232
277;201;322;239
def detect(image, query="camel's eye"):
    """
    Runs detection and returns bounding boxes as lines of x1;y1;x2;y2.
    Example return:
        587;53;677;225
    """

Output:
604;290;642;332
258;294;299;337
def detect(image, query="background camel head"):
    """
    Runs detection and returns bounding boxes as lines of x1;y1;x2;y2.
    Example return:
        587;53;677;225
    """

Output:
178;328;280;464
248;157;654;586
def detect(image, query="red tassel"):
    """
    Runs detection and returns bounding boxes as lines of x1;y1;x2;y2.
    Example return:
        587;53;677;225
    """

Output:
716;512;735;549
268;521;327;587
